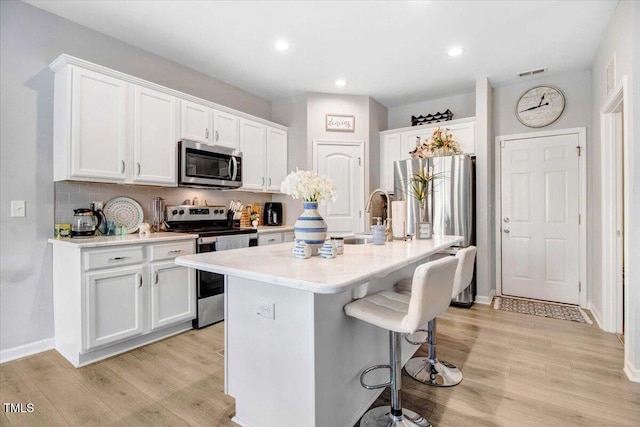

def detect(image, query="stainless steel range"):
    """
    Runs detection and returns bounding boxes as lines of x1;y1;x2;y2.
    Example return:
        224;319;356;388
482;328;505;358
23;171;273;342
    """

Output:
166;205;257;328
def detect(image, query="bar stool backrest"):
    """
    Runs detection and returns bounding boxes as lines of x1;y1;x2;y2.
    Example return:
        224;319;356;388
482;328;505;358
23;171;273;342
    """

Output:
403;257;459;333
452;246;477;298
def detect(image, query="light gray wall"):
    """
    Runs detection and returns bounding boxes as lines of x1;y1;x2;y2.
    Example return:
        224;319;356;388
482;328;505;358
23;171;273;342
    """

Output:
0;0;272;354
368;98;389;192
388;91;476;129
590;0;639;377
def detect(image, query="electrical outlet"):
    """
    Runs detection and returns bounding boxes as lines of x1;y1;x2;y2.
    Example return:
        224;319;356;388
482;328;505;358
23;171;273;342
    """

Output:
256;300;275;320
11;200;26;217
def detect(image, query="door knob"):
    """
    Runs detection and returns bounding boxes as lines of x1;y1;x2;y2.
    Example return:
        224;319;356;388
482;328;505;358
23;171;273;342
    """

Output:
504;229;510;234
503;217;510;223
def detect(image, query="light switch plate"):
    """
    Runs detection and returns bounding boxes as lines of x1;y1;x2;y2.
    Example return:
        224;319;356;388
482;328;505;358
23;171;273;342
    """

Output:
11;200;26;217
256;300;275;320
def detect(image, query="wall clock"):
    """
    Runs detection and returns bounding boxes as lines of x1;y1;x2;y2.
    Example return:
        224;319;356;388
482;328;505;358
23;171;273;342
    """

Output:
516;85;565;128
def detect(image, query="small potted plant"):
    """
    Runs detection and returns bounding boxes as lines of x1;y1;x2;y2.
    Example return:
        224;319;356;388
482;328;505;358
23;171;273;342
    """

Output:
250;211;259;229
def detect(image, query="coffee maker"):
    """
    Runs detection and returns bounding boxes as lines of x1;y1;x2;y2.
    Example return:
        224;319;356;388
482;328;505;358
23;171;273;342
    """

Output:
263;202;283;226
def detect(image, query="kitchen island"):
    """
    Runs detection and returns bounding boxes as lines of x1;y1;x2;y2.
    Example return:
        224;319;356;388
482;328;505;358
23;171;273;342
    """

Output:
175;235;462;427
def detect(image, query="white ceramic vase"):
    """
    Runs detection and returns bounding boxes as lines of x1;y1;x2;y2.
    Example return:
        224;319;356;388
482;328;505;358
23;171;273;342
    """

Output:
294;202;327;256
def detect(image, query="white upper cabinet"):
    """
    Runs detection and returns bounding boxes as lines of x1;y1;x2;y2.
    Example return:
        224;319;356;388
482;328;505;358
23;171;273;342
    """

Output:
239;119;288;192
240;119;267;190
69;67;128;181
50;55;286;188
379;118;476;194
213;110;240;149
133;86;178;185
180;100;212;144
266;127;288;192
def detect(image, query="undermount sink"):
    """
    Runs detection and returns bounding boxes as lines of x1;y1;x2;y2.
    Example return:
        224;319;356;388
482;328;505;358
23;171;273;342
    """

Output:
343;236;373;245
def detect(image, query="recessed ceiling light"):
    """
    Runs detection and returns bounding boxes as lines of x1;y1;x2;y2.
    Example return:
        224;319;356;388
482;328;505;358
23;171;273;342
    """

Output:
335;79;346;87
275;40;290;52
448;47;464;57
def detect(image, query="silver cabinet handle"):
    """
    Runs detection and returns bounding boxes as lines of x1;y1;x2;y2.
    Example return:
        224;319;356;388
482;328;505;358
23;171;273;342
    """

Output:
215;130;219;141
261;177;265;186
504;229;510;234
268;178;272;187
121;160;125;173
205;128;209;139
137;162;141;176
109;256;126;261
268;238;276;242
154;271;159;284
168;249;182;254
138;274;143;288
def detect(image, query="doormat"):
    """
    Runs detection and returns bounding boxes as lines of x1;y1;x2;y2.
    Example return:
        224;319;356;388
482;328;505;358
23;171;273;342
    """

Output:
493;296;592;324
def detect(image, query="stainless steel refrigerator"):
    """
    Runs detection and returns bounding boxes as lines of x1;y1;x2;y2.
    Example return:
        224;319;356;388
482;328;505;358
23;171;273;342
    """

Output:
393;154;476;306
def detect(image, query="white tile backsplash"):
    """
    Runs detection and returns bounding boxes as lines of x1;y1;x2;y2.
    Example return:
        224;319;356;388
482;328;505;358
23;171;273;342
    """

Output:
54;182;279;226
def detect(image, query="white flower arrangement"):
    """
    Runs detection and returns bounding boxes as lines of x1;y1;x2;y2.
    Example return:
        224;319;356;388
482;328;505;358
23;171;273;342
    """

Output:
280;169;337;203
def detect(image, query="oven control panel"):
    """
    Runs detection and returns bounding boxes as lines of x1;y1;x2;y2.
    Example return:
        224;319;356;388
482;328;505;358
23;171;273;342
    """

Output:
165;205;227;221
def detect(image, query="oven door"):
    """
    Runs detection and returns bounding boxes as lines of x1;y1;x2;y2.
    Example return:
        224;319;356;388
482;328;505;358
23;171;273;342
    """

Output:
179;140;242;188
194;234;252;328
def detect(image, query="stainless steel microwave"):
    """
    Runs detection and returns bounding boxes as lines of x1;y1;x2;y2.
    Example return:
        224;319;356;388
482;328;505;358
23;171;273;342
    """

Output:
178;140;242;189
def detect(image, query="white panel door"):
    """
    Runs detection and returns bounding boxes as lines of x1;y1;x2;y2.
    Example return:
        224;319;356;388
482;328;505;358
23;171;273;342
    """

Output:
239;119;266;190
266;127;288;192
180;100;211;144
314;141;364;233
213;109;239;149
85;265;144;350
132;86;177;185
501;133;580;304
150;261;195;331
71;67;128;181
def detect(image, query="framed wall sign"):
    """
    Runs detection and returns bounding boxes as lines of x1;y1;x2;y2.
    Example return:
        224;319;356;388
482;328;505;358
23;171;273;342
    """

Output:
326;114;355;132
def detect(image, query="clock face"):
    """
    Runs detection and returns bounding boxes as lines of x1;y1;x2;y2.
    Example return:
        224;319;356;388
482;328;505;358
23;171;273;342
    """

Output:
516;86;565;128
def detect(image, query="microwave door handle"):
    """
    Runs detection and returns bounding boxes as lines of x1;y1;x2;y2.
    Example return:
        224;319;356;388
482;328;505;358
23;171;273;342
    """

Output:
230;156;238;181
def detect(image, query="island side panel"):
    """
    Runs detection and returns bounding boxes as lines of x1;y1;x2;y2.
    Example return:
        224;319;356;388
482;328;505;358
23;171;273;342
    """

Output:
312;260;429;427
226;275;316;427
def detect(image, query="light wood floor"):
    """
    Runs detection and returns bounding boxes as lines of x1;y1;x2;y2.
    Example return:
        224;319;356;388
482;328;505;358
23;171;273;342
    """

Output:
1;304;639;426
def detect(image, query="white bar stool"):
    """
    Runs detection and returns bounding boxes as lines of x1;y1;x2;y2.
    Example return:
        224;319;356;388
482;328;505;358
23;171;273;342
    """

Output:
397;246;477;387
344;257;459;427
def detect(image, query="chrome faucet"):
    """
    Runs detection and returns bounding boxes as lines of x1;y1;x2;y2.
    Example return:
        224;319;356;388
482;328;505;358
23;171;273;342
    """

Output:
365;188;392;241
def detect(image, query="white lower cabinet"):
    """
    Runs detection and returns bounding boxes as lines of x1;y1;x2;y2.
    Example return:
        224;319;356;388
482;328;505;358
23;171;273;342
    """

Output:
150;260;196;331
51;238;196;367
85;265;144;350
258;230;295;246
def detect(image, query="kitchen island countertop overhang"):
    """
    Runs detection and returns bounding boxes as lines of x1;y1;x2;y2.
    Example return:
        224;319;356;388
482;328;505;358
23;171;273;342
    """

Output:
174;234;463;294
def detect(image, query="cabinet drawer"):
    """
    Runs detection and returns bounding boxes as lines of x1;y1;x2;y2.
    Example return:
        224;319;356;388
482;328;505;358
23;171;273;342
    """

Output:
149;241;195;262
83;246;144;271
283;232;295;242
258;233;283;246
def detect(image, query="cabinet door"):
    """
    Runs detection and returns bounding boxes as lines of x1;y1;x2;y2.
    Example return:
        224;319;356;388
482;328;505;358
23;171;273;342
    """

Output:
266;127;288;192
71;67;128;181
380;133;401;193
401;127;433;159
180;100;212;143
133;86;178;185
85;265;144;350
448;122;476;154
239;119;266;190
213;110;240;149
150;261;196;330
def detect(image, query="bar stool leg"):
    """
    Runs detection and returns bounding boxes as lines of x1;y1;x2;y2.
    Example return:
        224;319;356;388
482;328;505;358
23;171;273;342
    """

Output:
404;319;463;387
360;331;431;427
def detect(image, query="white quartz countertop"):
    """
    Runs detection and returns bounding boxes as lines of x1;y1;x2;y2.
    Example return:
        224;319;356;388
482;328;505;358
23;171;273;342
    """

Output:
175;235;462;294
48;232;197;248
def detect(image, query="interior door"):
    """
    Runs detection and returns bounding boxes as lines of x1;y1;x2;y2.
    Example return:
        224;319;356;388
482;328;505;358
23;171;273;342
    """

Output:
501;132;580;304
314;141;364;233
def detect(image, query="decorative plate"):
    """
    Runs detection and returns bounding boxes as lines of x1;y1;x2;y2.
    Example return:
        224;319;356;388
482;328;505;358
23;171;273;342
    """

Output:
103;197;144;234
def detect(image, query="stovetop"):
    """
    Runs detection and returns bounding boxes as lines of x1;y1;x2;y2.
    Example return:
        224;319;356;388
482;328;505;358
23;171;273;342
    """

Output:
165;204;255;237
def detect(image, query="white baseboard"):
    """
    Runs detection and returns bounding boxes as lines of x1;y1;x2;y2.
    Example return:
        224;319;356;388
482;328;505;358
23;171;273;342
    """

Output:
0;338;55;364
475;289;495;305
589;302;605;330
624;358;640;383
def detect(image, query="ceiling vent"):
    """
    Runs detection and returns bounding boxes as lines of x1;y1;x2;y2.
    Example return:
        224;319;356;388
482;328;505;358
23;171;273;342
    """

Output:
518;68;547;77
